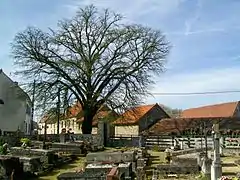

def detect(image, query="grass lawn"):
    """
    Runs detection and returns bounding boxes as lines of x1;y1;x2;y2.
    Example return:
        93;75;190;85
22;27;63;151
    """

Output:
37;157;86;180
221;156;240;177
36;149;240;180
148;150;240;179
147;150;200;180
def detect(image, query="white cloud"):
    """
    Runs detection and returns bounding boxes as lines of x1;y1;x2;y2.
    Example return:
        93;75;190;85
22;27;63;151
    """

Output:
146;67;240;109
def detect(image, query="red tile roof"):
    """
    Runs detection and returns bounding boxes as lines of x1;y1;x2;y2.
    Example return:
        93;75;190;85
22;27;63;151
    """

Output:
40;101;117;126
77;110;118;126
146;101;240;135
145;118;190;135
181;101;239;118
112;104;157;125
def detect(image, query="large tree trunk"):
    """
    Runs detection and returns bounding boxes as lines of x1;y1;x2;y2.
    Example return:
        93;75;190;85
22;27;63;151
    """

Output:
81;107;96;134
81;115;93;134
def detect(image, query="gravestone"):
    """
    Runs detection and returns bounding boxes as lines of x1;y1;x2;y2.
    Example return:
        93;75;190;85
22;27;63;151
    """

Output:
201;157;211;179
197;152;206;167
11;147;56;165
96;121;104;148
59;134;66;143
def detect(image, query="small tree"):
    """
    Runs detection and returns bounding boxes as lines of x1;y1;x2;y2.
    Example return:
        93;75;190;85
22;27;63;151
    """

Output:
11;5;170;134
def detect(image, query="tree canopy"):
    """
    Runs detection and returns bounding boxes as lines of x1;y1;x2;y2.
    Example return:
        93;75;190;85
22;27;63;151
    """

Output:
11;5;170;134
160;105;182;118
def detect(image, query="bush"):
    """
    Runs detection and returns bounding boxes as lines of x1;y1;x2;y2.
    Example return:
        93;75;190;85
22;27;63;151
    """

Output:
0;137;5;146
0;146;7;155
20;138;31;147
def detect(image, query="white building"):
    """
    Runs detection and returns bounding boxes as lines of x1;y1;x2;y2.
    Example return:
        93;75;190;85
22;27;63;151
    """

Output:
0;69;32;135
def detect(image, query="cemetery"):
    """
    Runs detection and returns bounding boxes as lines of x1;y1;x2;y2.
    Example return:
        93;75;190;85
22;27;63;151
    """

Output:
0;121;240;179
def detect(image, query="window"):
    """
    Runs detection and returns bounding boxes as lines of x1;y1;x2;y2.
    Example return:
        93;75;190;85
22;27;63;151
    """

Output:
78;123;81;130
61;121;64;127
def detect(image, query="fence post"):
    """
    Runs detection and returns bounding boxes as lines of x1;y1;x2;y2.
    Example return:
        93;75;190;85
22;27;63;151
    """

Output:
172;136;174;146
120;135;122;147
131;135;133;147
187;137;190;148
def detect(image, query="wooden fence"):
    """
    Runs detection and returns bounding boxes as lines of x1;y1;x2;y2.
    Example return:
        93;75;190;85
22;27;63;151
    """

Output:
108;135;240;149
144;136;214;150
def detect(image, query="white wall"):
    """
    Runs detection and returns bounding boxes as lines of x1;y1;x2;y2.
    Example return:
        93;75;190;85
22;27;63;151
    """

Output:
0;71;32;134
114;125;139;136
38;118;98;135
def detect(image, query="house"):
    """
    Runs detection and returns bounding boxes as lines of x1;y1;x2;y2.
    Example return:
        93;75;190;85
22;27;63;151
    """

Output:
147;101;240;135
112;103;170;136
38;101;118;135
0;69;32;135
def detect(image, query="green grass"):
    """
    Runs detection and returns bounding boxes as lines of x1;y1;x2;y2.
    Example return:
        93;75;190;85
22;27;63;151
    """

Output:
37;149;240;180
37;157;86;180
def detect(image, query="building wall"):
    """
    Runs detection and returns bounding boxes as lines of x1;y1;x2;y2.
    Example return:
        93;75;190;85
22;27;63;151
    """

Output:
234;102;240;117
0;71;32;135
114;125;139;136
38;118;98;135
138;105;170;133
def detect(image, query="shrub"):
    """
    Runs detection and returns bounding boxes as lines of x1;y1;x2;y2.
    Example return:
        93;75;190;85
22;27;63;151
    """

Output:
0;145;7;155
0;137;5;146
20;138;31;147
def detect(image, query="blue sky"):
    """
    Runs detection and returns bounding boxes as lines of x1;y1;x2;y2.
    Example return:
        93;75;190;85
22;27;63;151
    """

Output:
1;0;240;109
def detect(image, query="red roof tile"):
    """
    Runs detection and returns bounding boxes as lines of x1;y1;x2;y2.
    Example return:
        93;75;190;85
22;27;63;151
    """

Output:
112;104;157;125
146;118;188;135
40;101;117;125
76;110;118;126
181;101;239;118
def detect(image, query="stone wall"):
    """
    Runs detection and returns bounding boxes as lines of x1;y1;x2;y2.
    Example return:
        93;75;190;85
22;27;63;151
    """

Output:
107;136;140;147
34;121;105;149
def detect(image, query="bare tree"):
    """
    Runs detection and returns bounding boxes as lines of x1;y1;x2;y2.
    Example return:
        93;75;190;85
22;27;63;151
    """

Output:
11;5;170;134
160;105;182;118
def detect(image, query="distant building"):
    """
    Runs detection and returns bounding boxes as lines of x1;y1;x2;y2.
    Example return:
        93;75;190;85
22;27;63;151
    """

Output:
38;101;118;135
112;103;170;136
0;69;32;135
147;101;240;135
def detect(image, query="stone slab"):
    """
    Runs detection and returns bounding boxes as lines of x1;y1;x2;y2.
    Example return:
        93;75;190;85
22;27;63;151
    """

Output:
86;151;136;164
10;147;56;165
171;147;211;157
157;164;200;174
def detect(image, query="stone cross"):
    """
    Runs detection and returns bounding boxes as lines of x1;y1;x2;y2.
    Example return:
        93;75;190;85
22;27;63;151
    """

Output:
211;121;222;180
